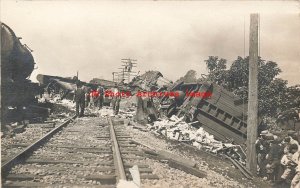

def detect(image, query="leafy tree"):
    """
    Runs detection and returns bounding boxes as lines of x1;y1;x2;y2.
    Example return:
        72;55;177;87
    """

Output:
281;85;300;111
258;78;287;116
204;56;227;86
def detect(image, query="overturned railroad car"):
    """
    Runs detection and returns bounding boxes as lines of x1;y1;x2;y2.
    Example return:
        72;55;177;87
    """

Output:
160;81;251;145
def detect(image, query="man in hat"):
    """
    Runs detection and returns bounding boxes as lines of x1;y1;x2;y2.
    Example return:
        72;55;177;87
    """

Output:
283;135;299;154
256;130;271;177
73;81;85;117
97;85;105;109
111;83;121;115
85;88;91;108
266;137;284;182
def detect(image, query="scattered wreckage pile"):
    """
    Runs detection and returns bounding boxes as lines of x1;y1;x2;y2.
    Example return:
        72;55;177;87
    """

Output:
125;71;254;177
146;115;247;164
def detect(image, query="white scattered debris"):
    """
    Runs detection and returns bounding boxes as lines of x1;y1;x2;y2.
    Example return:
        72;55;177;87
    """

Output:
118;109;136;118
97;107;114;117
38;97;46;103
59;99;76;109
117;180;139;188
129;165;141;187
150;115;236;154
38;94;75;109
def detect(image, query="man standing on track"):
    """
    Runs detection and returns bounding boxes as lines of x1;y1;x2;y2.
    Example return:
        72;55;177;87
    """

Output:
97;85;105;109
73;81;85;117
111;83;121;115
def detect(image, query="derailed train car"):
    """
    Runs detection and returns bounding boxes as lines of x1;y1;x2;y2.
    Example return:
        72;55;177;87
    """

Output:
36;74;121;105
1;23;40;123
159;81;250;145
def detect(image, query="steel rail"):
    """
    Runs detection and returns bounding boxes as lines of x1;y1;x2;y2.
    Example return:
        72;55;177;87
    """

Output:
107;116;127;181
1;114;77;177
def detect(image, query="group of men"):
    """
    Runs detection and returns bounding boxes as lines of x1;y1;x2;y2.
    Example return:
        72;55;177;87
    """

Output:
85;87;105;109
256;131;300;187
73;82;121;117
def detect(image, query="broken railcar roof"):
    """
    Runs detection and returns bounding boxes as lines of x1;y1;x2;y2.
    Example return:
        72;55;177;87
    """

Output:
89;78;117;88
37;74;102;90
129;70;165;91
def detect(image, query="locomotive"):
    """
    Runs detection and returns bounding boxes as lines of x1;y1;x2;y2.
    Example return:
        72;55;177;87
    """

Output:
1;23;40;124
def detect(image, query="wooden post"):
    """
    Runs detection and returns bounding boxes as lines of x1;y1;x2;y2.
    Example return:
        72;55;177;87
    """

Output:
246;13;259;174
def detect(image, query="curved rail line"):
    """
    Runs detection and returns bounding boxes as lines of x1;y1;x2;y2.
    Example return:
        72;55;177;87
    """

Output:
1;115;77;178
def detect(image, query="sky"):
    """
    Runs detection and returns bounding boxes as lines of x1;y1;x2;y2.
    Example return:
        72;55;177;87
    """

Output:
1;0;300;86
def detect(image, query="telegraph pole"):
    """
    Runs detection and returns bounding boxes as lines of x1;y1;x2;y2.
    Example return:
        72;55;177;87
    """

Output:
120;58;137;83
112;58;138;83
246;13;259;174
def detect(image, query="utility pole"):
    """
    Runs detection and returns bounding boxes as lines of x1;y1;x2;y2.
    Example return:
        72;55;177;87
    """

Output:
120;58;137;83
112;58;138;83
246;13;259;174
112;72;118;82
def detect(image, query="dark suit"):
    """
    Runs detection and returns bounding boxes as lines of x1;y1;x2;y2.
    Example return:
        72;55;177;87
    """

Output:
98;87;104;109
74;88;85;117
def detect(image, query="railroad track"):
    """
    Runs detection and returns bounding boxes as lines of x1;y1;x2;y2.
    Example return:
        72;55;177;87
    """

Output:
2;115;158;187
1;119;68;166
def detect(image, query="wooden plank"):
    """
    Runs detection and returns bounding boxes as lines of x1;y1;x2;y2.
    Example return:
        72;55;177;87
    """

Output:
25;159;113;165
120;151;144;155
78;174;116;184
124;164;149;168
156;150;196;168
80;149;112;154
168;160;207;178
19;165;115;172
6;174;35;181
118;144;137;147
139;147;206;178
47;145;110;150
115;136;131;138
125;168;153;173
122;156;143;160
120;149;139;152
3;181;48;187
128;174;159;180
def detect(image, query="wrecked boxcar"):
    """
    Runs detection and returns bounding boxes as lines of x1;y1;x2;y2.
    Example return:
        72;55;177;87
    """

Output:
158;81;249;145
